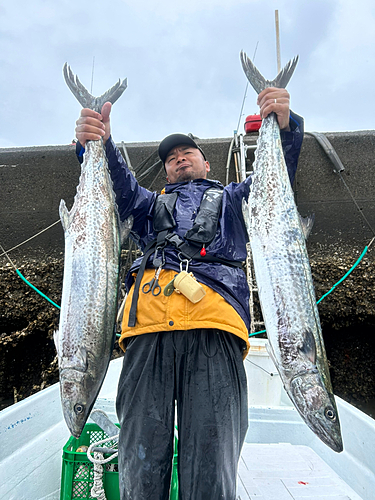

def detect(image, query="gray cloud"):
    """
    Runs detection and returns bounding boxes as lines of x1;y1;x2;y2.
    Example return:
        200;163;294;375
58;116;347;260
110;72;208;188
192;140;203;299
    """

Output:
0;0;374;148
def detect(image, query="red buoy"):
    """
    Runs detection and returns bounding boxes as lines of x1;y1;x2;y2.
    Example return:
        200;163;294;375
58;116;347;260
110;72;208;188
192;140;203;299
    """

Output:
245;114;262;133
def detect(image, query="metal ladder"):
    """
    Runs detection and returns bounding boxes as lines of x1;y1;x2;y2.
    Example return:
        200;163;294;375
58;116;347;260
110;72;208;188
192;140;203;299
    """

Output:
232;132;265;335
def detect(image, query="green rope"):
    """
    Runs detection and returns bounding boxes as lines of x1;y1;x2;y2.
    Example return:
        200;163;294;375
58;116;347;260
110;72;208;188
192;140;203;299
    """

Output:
0;242;61;310
2;241;372;335
249;329;266;337
15;269;61;310
316;245;368;305
249;241;372;338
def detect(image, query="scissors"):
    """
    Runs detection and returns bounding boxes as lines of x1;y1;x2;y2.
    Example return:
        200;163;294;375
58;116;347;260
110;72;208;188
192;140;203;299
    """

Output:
142;266;162;296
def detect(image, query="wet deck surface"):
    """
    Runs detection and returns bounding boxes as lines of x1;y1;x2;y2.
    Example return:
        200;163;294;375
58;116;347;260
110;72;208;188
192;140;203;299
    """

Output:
237;443;362;499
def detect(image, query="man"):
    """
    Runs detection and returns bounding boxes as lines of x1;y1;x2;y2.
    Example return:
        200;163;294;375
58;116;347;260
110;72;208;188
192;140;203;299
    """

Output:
75;87;303;500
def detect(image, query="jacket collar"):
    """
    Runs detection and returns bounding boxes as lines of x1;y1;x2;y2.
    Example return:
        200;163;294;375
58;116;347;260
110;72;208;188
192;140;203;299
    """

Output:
164;178;223;194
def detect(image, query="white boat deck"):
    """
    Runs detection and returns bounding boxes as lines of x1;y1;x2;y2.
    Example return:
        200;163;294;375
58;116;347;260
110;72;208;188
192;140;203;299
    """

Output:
237;443;362;500
1;357;374;500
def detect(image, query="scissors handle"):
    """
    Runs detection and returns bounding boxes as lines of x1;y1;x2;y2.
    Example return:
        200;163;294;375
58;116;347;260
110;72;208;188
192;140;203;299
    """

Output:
151;283;161;296
142;281;161;296
142;282;153;294
142;267;162;296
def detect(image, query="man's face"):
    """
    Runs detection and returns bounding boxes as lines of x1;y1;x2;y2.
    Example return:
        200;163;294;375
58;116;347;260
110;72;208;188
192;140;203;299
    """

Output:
164;144;210;184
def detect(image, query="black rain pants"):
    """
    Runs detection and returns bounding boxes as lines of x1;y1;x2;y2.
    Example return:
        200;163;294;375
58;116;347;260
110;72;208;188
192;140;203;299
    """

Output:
116;329;248;500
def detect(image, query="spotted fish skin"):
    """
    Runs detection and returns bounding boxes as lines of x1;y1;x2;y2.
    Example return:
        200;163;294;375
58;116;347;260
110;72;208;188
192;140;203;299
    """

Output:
240;52;343;453
55;65;132;438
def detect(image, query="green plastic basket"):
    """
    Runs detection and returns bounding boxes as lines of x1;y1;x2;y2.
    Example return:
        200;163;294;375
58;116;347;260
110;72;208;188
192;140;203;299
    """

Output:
60;423;179;500
60;423;120;500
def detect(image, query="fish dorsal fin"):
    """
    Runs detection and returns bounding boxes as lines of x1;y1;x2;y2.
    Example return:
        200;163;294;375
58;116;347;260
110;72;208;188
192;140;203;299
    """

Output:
59;199;71;232
63;63;127;112
240;51;299;94
241;197;251;231
120;215;134;247
299;213;315;240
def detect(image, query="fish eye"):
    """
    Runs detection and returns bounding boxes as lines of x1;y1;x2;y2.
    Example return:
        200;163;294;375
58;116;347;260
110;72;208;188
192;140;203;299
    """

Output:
325;406;336;421
74;403;84;414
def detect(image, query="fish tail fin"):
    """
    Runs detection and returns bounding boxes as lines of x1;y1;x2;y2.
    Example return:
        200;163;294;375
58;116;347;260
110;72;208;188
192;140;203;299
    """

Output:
63;63;127;112
240;51;298;94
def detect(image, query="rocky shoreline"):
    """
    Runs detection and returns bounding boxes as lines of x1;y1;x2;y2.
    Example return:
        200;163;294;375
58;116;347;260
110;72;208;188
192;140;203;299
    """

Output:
1;243;374;417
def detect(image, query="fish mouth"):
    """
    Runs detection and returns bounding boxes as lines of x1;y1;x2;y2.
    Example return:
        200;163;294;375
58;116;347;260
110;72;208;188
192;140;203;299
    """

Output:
60;372;93;438
307;413;343;453
290;374;343;453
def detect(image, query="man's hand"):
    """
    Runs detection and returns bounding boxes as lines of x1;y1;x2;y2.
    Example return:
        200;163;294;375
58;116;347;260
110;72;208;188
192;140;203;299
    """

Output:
75;102;112;147
257;88;290;131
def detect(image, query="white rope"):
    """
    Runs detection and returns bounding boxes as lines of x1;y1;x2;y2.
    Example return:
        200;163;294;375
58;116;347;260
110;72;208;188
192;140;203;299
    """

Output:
87;434;119;464
90;452;107;500
0;220;61;257
86;434;119;500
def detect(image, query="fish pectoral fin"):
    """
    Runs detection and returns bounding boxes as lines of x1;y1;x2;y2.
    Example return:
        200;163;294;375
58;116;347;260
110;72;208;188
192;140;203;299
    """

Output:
53;332;88;371
59;199;71;232
299;213;315;240
75;346;89;371
299;329;317;364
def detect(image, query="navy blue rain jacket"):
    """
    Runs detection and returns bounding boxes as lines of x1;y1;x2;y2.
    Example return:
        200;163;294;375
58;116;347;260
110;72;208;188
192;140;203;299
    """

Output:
77;111;304;331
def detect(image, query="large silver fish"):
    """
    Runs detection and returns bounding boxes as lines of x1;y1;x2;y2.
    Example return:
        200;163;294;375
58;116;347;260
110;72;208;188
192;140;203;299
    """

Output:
54;64;133;437
240;52;343;453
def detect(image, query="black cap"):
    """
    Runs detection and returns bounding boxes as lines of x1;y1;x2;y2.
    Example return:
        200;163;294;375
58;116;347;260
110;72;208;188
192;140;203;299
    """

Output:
158;133;206;164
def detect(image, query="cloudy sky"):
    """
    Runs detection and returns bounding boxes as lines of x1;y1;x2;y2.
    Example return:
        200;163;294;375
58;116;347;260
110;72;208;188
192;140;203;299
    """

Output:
0;0;374;148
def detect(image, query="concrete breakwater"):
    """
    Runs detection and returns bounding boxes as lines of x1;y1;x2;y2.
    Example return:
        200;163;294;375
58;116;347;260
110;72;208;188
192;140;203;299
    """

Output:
0;132;374;414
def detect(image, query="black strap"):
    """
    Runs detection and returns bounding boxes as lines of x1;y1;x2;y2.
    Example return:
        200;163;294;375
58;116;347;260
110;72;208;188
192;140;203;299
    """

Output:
153;229;168;268
128;240;157;327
